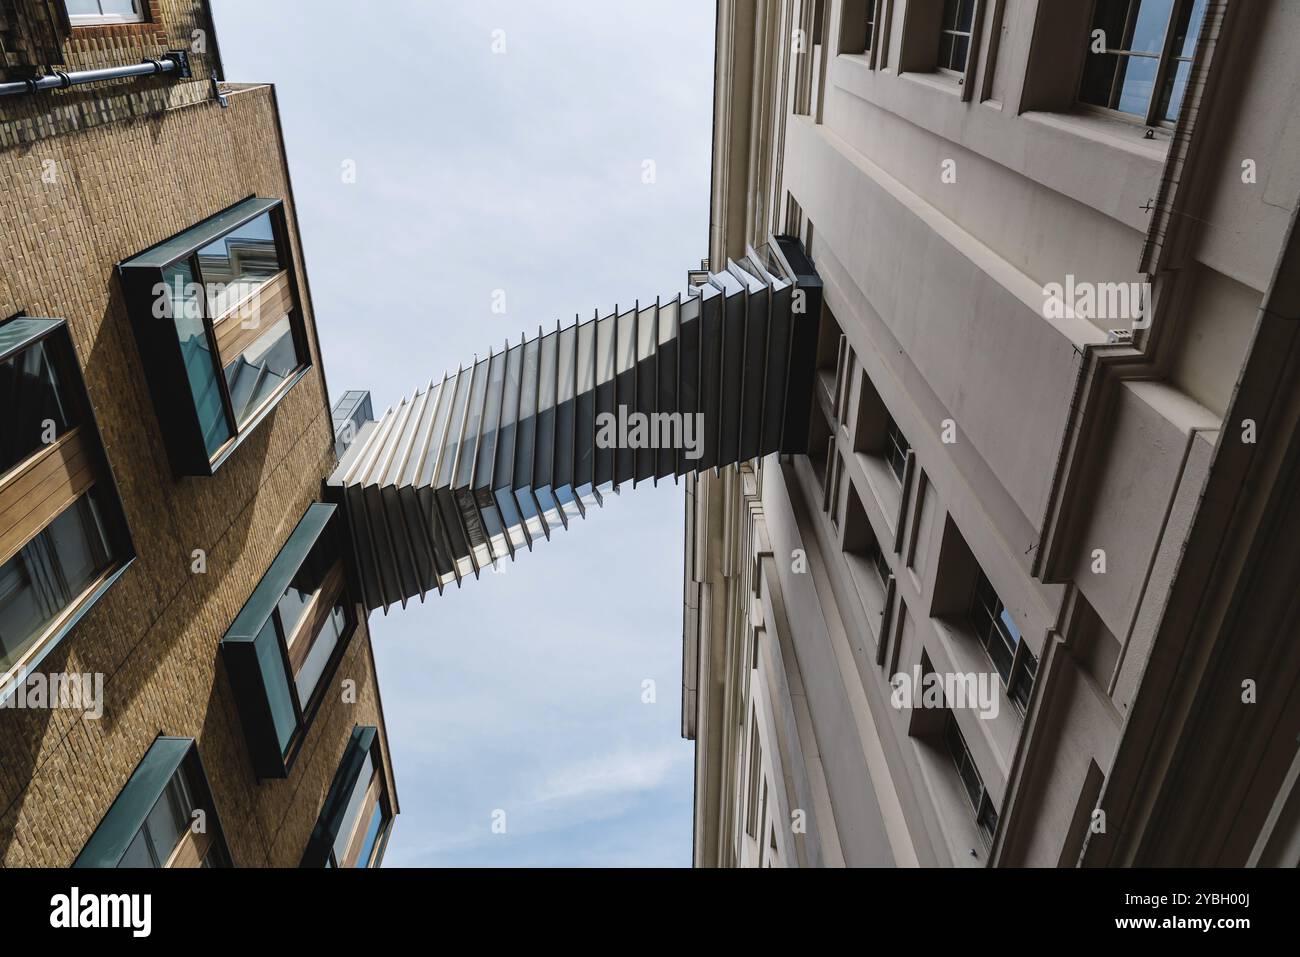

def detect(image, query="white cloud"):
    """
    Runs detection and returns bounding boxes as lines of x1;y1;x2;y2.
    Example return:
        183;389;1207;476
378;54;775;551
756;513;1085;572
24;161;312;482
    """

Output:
534;746;689;804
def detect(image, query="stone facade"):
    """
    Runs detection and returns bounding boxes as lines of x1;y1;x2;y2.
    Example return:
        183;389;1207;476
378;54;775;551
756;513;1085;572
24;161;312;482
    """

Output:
686;0;1300;867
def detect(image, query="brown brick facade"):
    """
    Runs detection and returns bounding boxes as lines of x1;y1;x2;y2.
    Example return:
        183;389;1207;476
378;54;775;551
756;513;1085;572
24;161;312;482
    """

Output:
1;0;222;149
0;76;397;866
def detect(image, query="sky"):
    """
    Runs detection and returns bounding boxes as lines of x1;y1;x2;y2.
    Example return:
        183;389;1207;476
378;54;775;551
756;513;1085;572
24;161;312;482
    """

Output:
210;0;715;866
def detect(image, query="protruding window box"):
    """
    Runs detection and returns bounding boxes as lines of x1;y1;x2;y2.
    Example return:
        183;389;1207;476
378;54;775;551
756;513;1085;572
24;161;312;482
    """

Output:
0;315;134;694
302;726;395;868
118;197;312;477
221;503;358;780
75;736;232;868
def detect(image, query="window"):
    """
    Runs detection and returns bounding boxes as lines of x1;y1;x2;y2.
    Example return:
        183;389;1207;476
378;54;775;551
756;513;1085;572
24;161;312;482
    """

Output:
76;737;231;868
884;414;910;483
969;571;1038;712
745;717;762;839
807;402;834;492
943;711;998;844
872;537;892;586
302;726;395;868
839;0;879;57
1079;0;1207;124
0;317;132;690
65;0;144;24
119;197;310;476
221;503;357;779
937;0;976;74
843;480;891;636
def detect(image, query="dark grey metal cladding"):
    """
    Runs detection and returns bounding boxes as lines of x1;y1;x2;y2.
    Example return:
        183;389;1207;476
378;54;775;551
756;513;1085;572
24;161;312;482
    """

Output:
710;271;746;471
772;235;822;454
730;259;771;464
593;310;617;488
694;286;724;473
326;239;818;612
654;298;681;480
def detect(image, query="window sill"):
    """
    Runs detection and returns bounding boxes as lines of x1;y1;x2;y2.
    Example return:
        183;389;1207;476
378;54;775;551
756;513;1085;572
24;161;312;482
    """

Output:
932;617;1022;769
912;734;995;865
845;553;889;642
815;369;837;421
1021;109;1170;162
207;364;312;475
854;452;902;542
899;70;963;98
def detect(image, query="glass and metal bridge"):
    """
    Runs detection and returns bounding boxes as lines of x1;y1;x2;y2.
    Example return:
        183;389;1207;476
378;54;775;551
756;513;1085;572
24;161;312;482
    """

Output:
326;236;822;612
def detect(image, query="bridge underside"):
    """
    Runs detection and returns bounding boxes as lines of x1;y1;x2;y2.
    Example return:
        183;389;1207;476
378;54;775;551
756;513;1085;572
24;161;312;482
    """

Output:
327;236;822;612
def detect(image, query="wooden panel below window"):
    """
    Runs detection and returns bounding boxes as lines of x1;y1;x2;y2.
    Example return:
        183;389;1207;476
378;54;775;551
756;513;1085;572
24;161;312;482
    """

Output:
285;559;347;676
339;772;383;868
0;428;96;568
211;269;294;367
164;827;213;870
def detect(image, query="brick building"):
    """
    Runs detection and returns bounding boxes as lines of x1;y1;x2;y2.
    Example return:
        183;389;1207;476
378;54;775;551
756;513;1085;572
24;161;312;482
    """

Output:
1;0;397;867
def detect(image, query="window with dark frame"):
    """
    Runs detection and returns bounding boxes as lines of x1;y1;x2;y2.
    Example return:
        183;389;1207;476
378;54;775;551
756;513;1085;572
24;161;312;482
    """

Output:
884;414;910;483
937;0;976;75
872;537;892;585
75;738;232;869
943;711;999;845
865;1;877;52
302;726;394;869
0;318;132;689
65;0;144;24
969;571;1038;713
1078;0;1207;125
808;401;835;492
745;717;762;839
221;503;358;779
119;197;311;477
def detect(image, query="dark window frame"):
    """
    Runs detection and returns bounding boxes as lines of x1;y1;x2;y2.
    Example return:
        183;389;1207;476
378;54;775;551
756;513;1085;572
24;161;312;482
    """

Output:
1077;0;1207;127
75;736;232;869
872;536;892;586
884;414;910;484
301;726;395;868
968;570;1038;714
118;196;312;477
943;711;999;846
0;315;134;693
221;503;359;779
937;0;977;75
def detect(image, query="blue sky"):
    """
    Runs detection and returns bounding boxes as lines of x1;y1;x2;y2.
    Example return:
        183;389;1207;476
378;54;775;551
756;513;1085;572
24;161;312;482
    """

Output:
210;0;714;865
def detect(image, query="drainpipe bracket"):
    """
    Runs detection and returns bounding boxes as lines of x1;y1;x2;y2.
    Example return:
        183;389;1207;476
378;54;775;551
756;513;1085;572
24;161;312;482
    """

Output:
164;50;193;79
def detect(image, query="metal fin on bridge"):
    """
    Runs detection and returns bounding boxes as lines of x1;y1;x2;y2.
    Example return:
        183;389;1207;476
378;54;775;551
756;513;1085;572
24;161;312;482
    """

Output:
327;236;822;612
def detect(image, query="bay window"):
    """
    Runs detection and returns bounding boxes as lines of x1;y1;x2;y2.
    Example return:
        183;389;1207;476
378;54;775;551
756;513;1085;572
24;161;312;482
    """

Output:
302;726;394;868
76;737;231;868
119;197;311;476
221;503;357;779
0;316;132;691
